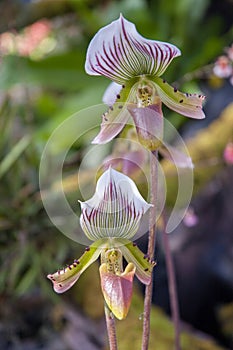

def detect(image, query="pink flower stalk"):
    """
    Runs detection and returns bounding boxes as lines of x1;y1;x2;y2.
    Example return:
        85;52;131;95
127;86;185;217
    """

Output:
47;168;155;320
85;15;206;150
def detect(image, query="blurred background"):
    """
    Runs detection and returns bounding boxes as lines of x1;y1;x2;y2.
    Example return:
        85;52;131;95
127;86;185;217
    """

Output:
0;0;233;349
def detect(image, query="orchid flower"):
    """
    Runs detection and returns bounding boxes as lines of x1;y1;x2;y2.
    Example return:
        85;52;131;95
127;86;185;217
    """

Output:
85;15;206;150
47;168;155;320
213;44;233;85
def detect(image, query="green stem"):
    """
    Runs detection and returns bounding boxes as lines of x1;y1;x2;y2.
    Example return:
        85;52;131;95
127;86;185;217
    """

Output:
141;150;158;350
162;214;181;350
104;302;118;350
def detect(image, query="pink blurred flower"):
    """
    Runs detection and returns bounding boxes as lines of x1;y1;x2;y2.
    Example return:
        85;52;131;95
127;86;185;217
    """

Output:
183;208;198;227
213;56;232;78
223;142;233;165
213;44;233;85
0;20;51;57
0;32;16;55
18;20;51;56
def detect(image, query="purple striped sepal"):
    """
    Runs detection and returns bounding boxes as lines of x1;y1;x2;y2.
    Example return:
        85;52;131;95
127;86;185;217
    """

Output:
85;14;181;85
79;168;152;241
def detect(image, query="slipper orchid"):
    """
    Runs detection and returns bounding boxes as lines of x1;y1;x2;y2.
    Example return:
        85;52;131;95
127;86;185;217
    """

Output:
47;168;155;320
85;15;206;150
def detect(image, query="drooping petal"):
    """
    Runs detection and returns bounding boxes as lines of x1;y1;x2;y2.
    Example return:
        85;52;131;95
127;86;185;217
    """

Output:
92;105;130;144
152;76;206;119
47;242;102;293
159;143;194;168
92;81;135;144
85;14;181;84
128;103;163;151
102;149;146;177
118;239;156;285
121;150;147;176
102;82;123;106
99;262;136;320
101;135;147;177
79;168;152;241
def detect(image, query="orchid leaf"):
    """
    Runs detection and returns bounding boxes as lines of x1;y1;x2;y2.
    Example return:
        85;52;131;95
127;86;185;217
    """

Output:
0;135;31;180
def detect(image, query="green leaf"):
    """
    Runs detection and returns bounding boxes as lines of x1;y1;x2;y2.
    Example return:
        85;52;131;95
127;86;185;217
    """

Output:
15;265;38;295
0;135;31;179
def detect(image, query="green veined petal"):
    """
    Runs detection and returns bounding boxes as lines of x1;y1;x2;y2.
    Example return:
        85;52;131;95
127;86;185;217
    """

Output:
117;239;156;285
92;80;136;144
47;241;103;293
153;76;206;119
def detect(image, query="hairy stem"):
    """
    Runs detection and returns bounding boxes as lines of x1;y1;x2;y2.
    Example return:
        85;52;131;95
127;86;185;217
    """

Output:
141;150;158;350
162;215;181;350
105;304;118;350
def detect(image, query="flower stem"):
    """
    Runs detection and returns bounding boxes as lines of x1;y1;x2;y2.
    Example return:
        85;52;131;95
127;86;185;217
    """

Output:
141;150;158;350
104;304;118;350
161;215;181;350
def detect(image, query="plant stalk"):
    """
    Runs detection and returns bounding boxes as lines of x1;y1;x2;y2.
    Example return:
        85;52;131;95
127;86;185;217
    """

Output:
141;150;158;350
162;215;181;350
104;304;118;350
